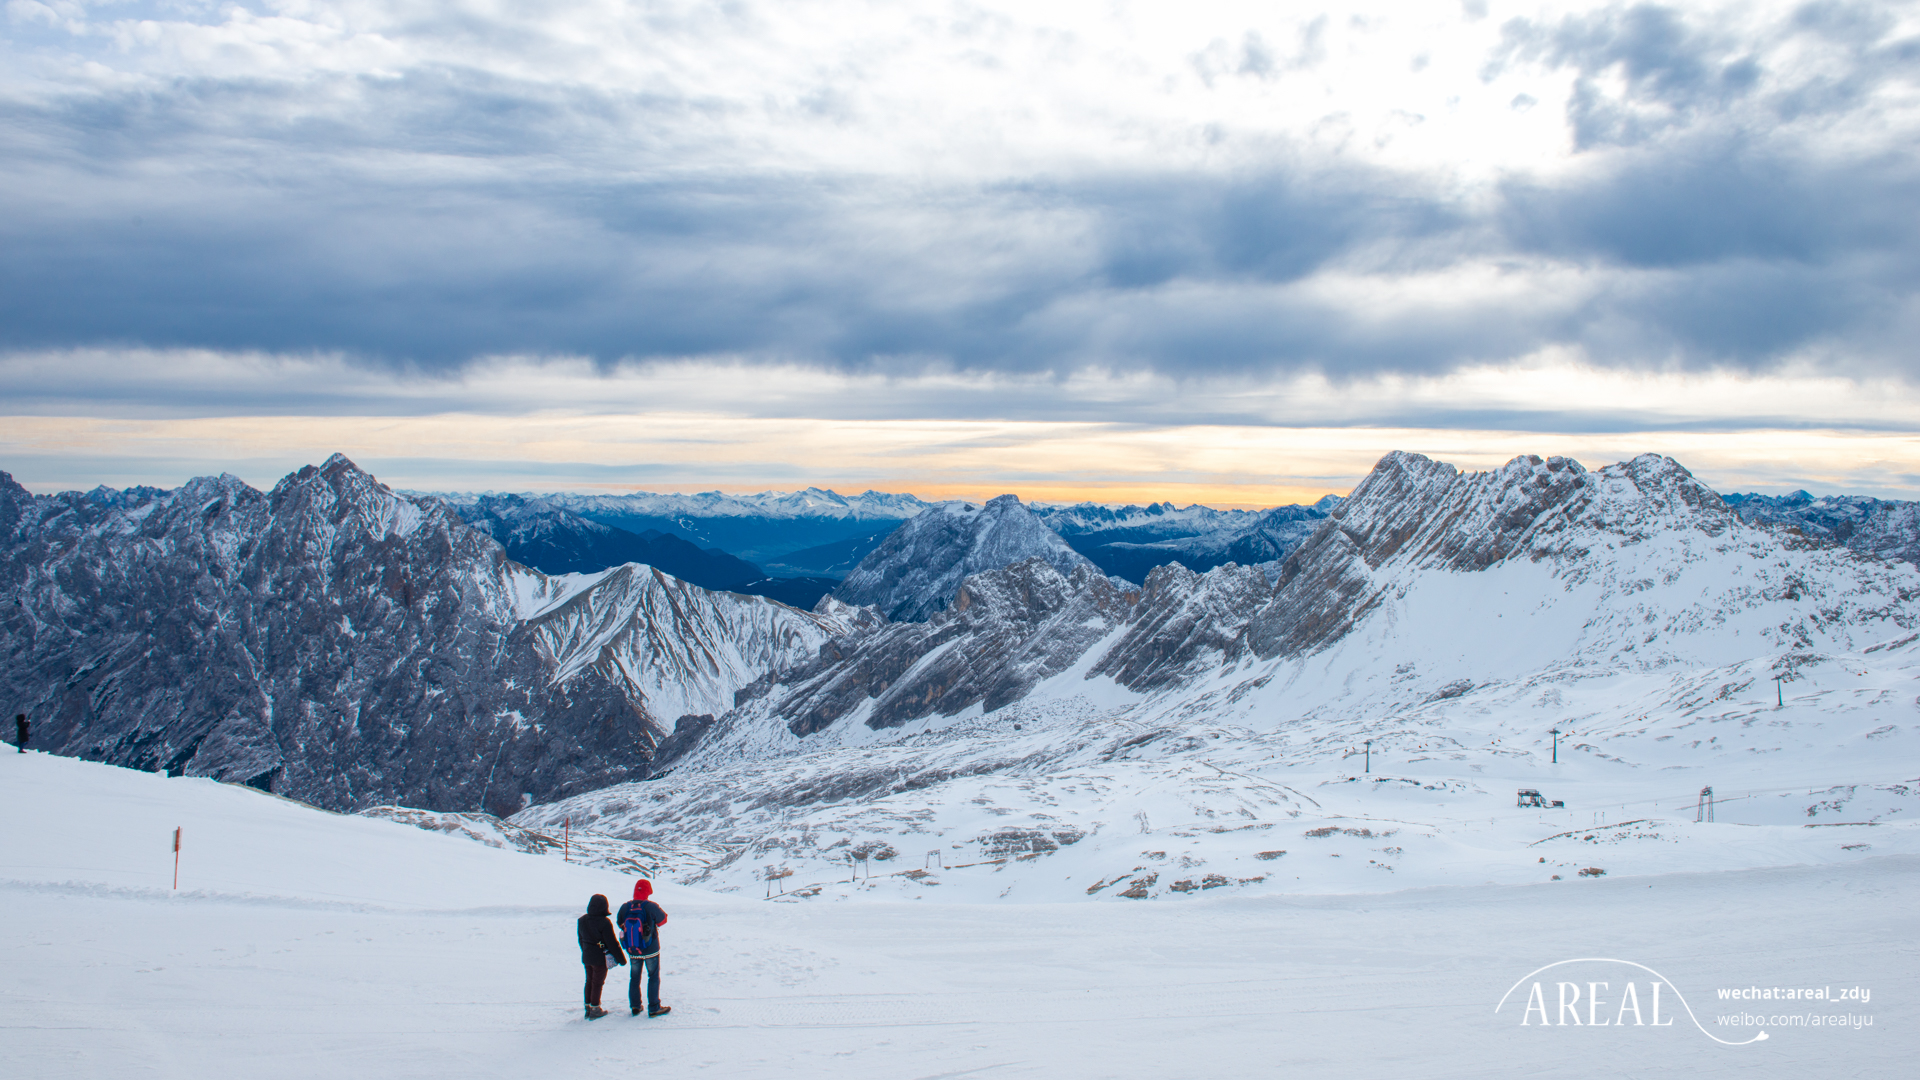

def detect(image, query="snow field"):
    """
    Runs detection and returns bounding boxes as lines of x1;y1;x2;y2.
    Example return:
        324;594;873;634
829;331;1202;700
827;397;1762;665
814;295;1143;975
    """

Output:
4;750;1914;1079
524;617;1920;904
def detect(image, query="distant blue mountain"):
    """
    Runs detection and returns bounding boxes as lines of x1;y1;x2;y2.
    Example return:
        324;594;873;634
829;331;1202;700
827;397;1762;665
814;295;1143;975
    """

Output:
527;488;928;565
1033;495;1343;581
428;486;1359;593
447;494;839;607
759;528;898;579
1723;490;1920;565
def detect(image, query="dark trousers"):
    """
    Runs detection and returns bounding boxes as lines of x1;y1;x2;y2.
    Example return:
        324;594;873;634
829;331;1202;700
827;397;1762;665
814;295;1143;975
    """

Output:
628;954;660;1012
583;961;608;1007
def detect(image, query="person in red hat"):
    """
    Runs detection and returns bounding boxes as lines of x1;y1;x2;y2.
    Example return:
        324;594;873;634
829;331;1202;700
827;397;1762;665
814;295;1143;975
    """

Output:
615;879;670;1017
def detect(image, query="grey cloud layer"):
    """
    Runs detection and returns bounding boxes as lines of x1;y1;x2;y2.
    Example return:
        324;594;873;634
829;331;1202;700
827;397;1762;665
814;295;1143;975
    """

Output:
1;2;1915;384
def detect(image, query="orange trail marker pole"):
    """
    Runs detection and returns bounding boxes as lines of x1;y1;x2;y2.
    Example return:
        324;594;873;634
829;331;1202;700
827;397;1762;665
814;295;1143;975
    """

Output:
172;827;182;890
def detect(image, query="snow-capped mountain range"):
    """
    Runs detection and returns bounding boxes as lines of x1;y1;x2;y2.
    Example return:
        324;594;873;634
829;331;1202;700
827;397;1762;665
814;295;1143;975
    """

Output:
452;493;758;583
422;484;1349;584
660;451;1911;771
1033;495;1342;582
516;452;1920;899
9;446;1920;889
428;487;933;566
450;492;838;608
0;456;859;813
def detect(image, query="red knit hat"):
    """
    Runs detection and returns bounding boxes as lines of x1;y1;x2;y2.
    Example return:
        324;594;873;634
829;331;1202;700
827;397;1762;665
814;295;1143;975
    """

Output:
633;879;653;901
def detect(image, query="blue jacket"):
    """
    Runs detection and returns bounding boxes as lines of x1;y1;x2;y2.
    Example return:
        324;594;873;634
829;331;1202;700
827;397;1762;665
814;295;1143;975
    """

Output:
615;898;668;957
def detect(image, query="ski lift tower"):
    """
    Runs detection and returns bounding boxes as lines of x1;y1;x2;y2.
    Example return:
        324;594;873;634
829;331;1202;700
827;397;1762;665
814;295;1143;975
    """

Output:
1697;786;1714;823
1549;727;1563;764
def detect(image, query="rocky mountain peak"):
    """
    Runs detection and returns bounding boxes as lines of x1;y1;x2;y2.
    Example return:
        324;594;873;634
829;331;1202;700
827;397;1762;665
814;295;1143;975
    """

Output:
268;452;449;548
0;470;32;540
829;493;1095;623
1589;453;1729;522
1249;451;1741;661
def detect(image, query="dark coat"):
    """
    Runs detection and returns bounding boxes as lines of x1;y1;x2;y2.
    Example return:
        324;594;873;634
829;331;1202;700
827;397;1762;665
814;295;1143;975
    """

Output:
615;898;668;958
578;894;627;967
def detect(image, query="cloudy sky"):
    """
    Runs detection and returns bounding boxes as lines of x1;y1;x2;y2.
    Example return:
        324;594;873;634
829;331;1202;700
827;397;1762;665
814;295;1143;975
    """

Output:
2;0;1916;504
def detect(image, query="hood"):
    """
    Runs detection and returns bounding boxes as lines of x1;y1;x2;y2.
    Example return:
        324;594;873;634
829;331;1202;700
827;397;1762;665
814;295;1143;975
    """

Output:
632;879;653;902
586;893;610;916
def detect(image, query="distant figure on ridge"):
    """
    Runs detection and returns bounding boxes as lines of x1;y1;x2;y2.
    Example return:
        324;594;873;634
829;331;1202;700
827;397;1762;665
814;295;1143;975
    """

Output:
617;879;671;1017
14;714;25;753
576;893;626;1020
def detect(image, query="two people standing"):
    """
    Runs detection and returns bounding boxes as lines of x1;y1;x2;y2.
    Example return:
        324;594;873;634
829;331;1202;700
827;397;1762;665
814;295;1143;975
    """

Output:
576;879;671;1021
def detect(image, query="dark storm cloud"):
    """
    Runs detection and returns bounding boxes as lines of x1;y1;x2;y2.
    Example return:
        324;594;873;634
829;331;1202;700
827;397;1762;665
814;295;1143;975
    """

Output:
1;3;1916;388
1081;170;1466;289
1496;135;1920;367
0;70;845;364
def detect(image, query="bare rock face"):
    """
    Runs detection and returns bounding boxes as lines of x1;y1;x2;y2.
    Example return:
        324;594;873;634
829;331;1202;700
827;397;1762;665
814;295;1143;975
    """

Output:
0;456;856;814
782;559;1132;735
1089;561;1273;690
830;494;1097;623
0;457;655;813
700;552;1281;747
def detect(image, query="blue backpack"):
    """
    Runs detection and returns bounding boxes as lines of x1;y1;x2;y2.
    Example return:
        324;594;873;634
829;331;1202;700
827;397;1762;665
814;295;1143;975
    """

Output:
622;908;656;953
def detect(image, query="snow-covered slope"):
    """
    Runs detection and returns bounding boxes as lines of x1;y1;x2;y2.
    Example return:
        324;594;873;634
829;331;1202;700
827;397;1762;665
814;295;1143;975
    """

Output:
829;494;1099;622
10;749;1912;1080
